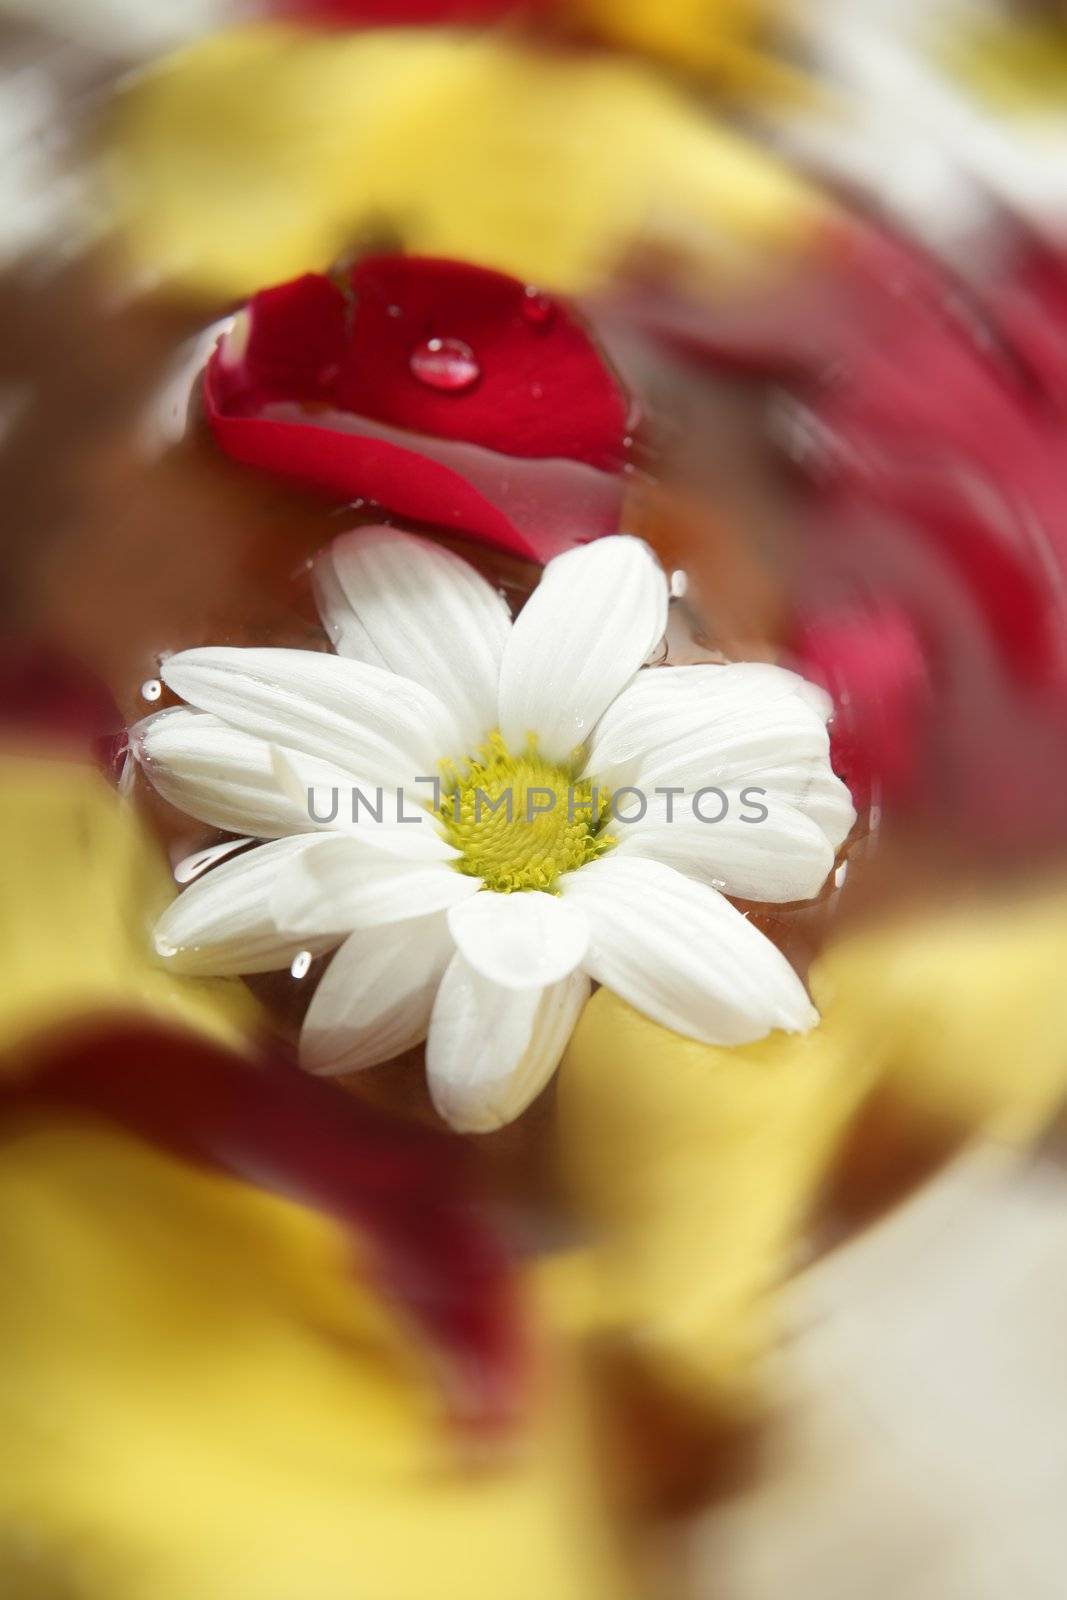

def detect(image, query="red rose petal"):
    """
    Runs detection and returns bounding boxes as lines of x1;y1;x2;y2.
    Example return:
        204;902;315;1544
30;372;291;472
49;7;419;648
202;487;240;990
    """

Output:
270;0;551;25
790;605;930;808
736;226;1067;695
0;639;127;781
204;257;632;562
4;1019;527;1430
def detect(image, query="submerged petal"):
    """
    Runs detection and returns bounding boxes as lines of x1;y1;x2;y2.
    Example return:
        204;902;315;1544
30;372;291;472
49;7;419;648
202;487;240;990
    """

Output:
154;835;339;975
615;794;836;903
135;708;448;855
271;836;481;936
560;855;817;1045
447;889;589;990
426;954;590;1132
269;745;455;860
300;914;455;1076
584;661;855;853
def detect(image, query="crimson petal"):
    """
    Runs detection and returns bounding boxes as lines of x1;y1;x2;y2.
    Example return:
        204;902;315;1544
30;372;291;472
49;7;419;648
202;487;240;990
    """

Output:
270;0;552;23
0;639;127;781
204;256;632;562
789;605;929;809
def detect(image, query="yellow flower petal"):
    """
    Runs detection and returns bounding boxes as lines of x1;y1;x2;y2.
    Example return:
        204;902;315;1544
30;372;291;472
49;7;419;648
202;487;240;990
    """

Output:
109;26;827;302
557;987;875;1413
814;886;1067;1147
559;884;1067;1415
0;1120;629;1600
0;756;257;1064
573;0;804;97
948;18;1067;113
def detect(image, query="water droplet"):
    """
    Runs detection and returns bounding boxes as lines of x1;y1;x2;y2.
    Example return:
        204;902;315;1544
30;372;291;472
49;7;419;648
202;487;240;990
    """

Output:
530;382;544;400
387;303;403;319
174;836;253;884
670;568;689;599
290;949;313;980
709;878;728;892
833;861;849;890
521;286;554;329
409;337;480;393
140;678;162;703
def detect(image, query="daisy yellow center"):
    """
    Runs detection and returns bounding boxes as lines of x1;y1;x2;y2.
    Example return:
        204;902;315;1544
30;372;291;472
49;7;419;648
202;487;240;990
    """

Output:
439;731;614;893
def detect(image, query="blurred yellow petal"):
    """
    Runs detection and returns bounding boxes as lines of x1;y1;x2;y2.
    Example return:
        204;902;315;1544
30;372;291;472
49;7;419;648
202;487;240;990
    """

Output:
0;756;257;1063
109;26;827;302
815;886;1067;1147
572;0;804;97
0;1120;628;1600
559;884;1067;1416
557;988;876;1414
948;19;1067;113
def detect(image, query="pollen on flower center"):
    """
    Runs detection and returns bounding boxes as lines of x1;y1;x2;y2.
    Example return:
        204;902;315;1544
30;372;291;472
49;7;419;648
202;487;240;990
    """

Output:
439;731;614;893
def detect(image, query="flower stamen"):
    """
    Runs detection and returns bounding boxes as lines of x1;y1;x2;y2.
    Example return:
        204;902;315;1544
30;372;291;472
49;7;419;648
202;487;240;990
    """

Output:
439;731;614;893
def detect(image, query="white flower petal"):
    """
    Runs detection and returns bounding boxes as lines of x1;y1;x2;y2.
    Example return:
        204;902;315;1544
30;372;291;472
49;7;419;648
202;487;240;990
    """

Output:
268;745;455;861
791;676;835;722
299;914;455;1076
271;837;481;937
426;955;590;1132
446;889;588;990
584;662;830;788
560;856;818;1045
134;709;452;860
497;536;668;763
153;835;338;975
615;794;836;903
584;662;855;853
161;646;460;790
314;526;511;752
738;759;855;854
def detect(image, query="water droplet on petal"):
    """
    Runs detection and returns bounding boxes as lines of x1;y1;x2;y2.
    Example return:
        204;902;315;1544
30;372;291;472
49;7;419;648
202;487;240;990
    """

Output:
290;949;313;979
409;337;479;393
521;287;554;329
174;836;253;884
140;678;162;703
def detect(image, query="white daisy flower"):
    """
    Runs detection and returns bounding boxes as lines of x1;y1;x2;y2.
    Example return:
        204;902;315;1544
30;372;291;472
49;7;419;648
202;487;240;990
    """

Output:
135;530;854;1132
